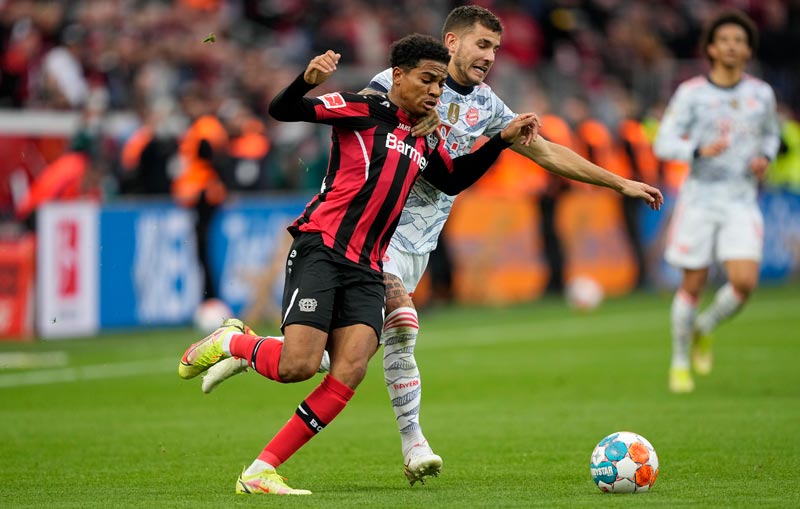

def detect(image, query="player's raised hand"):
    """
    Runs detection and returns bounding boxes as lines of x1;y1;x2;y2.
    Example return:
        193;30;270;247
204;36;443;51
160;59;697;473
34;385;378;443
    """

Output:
411;108;443;139
500;113;541;146
304;50;341;86
619;180;664;211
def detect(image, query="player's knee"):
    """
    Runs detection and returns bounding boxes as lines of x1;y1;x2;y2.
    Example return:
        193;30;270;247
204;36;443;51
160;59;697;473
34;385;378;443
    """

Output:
730;278;757;300
331;362;368;390
278;357;318;382
383;274;413;312
386;294;413;314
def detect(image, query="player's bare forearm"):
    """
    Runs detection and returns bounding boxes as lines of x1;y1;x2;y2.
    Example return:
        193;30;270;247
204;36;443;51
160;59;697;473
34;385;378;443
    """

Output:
513;138;663;210
513;139;624;190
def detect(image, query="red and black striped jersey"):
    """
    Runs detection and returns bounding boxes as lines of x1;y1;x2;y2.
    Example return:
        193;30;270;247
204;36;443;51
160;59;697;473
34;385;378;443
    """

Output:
269;73;511;271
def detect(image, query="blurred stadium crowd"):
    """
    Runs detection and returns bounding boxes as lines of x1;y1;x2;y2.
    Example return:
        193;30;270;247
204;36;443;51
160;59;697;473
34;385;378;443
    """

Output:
1;0;799;224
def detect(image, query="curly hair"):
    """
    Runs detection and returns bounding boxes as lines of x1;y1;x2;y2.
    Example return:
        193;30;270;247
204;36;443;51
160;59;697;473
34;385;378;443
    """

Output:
441;5;503;40
389;33;450;71
701;9;758;61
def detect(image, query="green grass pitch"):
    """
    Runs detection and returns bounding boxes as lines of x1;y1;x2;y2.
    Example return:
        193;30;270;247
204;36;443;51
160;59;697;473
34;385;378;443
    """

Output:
1;285;798;508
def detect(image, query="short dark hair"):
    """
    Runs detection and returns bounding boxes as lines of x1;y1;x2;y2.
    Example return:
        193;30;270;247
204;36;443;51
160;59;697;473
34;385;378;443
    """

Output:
701;9;758;60
389;33;450;71
441;5;503;40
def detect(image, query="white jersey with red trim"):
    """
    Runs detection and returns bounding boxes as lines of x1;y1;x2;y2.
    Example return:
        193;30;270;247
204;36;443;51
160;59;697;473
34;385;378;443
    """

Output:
654;74;780;205
369;69;516;254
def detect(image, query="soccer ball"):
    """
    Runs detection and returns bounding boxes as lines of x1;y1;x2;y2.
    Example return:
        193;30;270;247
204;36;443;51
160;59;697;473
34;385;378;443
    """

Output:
565;275;604;311
193;298;233;334
590;431;659;493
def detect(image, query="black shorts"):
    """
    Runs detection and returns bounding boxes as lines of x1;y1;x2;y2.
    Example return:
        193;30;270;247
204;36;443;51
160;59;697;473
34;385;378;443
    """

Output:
280;232;385;337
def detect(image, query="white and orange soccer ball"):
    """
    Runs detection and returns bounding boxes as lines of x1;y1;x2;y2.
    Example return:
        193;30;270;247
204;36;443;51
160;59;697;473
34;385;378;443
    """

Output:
565;275;604;311
590;431;659;493
193;298;233;334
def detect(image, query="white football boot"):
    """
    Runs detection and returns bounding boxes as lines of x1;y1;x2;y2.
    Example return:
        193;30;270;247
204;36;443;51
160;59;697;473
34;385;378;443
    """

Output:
403;442;442;486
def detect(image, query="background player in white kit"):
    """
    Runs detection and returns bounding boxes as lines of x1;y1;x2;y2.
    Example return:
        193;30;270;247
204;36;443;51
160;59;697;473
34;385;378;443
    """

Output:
203;6;663;485
653;9;780;394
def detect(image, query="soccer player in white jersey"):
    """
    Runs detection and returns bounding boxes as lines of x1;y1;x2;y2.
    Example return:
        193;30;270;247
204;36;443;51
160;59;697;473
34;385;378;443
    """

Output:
653;10;780;394
203;6;663;485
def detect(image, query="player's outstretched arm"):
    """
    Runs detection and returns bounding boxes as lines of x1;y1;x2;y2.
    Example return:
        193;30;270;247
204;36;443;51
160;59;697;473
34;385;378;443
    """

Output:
423;113;540;195
513;138;664;210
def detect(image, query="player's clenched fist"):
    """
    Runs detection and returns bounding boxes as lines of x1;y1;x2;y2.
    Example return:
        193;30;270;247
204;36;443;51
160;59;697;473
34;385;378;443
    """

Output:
304;50;341;86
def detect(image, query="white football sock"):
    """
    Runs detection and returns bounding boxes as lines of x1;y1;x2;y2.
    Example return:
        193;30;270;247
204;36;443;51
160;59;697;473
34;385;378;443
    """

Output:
318;349;330;373
382;307;425;455
220;329;239;356
244;458;275;475
671;290;697;369
695;283;745;335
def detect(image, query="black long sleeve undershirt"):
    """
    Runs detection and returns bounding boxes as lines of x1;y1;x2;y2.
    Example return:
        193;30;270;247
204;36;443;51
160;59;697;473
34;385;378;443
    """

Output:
422;134;511;195
268;73;317;122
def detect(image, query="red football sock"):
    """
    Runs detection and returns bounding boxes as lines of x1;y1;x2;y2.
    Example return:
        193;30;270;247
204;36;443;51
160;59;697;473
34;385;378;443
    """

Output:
229;334;283;382
258;375;354;467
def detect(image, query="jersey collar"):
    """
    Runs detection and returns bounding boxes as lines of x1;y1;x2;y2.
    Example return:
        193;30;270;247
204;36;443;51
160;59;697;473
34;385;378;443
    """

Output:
705;74;743;90
446;75;475;96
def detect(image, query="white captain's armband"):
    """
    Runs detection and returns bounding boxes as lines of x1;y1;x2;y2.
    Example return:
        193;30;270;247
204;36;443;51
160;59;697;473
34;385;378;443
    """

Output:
319;92;347;109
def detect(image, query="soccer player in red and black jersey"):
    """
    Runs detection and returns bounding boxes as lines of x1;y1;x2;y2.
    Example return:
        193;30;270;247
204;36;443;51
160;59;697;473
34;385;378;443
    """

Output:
177;33;539;495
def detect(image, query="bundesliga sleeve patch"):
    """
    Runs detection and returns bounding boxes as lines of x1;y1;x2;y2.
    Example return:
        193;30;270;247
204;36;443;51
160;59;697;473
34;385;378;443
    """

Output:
319;92;347;109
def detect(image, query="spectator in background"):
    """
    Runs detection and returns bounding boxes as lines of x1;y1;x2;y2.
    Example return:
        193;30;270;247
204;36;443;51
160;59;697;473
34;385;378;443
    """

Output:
536;112;575;295
766;102;800;192
616;91;660;289
15;131;102;230
14;88;108;228
218;99;271;192
38;24;89;109
0;16;42;107
118;98;183;195
171;83;228;302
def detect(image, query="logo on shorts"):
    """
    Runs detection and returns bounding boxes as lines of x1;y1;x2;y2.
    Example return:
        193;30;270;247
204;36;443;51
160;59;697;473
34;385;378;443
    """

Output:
298;298;317;312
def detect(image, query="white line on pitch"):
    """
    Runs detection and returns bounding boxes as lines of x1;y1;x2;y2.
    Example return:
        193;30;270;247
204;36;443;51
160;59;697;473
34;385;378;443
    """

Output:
0;357;176;389
0;295;795;389
0;351;69;370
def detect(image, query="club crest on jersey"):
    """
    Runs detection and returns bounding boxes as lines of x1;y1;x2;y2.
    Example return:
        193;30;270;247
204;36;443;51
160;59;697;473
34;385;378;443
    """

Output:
298;298;318;312
466;107;479;126
319;93;346;109
447;103;460;124
426;133;438;150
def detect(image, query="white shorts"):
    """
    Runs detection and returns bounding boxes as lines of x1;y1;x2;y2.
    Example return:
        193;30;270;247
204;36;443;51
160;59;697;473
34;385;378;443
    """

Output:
382;243;430;295
665;199;763;269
